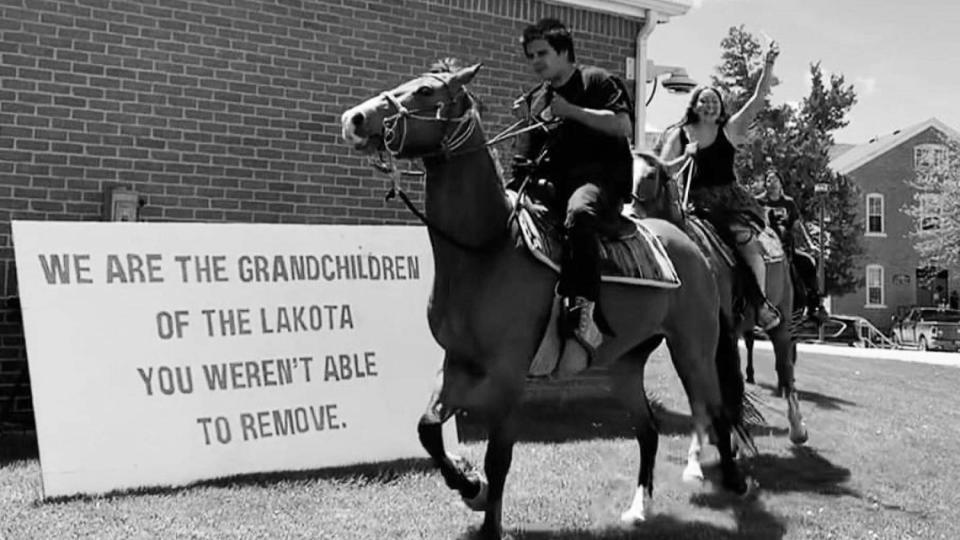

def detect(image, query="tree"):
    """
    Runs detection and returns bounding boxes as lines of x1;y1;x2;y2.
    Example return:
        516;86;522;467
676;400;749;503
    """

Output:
904;136;960;271
710;26;863;295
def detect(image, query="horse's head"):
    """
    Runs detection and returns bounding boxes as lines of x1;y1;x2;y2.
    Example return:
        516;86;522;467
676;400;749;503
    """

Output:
340;63;482;159
631;152;683;223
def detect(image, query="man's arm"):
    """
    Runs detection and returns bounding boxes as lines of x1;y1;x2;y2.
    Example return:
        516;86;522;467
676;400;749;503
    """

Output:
550;94;632;138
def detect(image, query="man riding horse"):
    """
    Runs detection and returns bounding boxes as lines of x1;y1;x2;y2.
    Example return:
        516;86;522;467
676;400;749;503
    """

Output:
512;18;635;375
757;169;827;322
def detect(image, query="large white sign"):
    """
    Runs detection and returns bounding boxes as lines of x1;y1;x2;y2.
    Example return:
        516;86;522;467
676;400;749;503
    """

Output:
12;221;456;498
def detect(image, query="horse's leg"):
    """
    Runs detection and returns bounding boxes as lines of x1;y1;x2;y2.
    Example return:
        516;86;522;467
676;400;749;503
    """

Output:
744;331;756;384
417;370;483;500
478;407;520;540
712;408;751;494
770;324;808;444
665;337;730;489
610;339;662;524
683;420;708;483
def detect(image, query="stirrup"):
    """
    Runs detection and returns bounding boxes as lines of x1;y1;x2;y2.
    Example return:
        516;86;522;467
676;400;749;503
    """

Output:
556;297;602;376
567;297;602;349
757;301;782;331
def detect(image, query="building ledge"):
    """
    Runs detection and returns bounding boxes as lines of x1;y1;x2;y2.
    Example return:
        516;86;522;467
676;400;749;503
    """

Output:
552;0;692;19
865;304;888;309
864;232;888;238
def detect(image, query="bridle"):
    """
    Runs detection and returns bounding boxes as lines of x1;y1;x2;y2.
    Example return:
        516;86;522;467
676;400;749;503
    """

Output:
379;74;480;160
369;74;553;253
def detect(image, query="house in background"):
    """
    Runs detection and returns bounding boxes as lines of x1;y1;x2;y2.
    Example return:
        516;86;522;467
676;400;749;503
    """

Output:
828;117;960;331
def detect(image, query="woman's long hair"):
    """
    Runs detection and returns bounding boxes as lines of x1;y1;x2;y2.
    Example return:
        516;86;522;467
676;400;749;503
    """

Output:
655;86;729;154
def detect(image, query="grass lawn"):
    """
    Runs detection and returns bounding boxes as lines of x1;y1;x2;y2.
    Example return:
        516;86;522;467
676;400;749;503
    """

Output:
2;345;959;539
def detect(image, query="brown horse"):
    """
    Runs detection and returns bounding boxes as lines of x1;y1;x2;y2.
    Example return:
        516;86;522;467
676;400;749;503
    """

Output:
341;64;752;538
744;248;823;384
631;153;808;483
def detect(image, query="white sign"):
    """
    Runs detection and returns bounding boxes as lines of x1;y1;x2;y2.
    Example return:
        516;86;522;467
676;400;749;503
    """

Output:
12;221;457;498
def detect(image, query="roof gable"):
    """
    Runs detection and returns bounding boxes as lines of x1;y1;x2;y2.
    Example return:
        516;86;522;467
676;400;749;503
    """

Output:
828;118;960;175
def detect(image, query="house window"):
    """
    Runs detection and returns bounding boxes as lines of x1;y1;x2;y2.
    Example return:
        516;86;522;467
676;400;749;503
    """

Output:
919;193;941;231
915;144;948;171
865;265;884;306
865;193;884;235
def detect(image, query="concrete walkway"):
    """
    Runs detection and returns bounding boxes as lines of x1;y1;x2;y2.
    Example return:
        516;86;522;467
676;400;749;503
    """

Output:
746;340;960;367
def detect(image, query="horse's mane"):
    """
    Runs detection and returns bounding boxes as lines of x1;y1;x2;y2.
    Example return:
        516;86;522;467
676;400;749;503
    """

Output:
634;150;665;168
427;58;485;116
428;57;463;74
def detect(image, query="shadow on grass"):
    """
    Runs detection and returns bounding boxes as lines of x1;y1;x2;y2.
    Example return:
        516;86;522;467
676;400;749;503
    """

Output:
40;456;437;505
756;382;857;411
736;445;855;497
0;429;39;466
500;445;865;540
512;505;785;539
454;498;787;539
458;395;700;444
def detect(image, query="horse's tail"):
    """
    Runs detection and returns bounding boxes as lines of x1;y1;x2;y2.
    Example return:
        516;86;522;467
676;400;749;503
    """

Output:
715;308;762;455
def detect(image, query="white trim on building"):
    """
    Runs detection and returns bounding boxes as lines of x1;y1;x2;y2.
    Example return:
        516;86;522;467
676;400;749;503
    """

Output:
552;0;692;19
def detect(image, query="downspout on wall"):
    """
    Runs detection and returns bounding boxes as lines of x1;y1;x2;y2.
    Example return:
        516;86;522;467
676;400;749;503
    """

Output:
634;9;658;152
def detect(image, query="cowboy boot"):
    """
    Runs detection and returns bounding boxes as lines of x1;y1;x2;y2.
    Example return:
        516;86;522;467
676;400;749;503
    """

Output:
556;296;602;376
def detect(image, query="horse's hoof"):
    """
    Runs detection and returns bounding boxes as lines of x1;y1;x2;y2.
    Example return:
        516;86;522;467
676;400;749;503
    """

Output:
790;426;809;445
746;375;755;384
476;523;510;540
739;477;759;499
620;506;650;525
682;463;704;484
722;472;757;497
462;472;489;512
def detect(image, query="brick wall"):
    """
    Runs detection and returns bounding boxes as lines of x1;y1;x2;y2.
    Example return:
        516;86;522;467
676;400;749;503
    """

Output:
831;127;951;330
0;297;30;426
0;0;644;422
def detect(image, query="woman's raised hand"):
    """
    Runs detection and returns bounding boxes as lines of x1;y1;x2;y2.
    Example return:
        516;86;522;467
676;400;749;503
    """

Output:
764;41;780;67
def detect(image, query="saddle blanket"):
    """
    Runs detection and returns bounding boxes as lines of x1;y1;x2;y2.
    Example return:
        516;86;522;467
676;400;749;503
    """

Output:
686;216;785;267
516;202;681;289
756;226;785;263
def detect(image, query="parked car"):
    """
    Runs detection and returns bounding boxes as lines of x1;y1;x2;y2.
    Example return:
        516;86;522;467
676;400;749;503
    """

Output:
794;314;874;347
890;307;960;351
750;314;877;347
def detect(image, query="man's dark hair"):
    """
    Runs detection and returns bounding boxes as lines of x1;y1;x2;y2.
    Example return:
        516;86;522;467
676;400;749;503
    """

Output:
521;18;575;62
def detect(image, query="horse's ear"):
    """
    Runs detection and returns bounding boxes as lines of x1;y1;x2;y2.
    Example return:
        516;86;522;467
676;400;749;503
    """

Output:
453;63;482;86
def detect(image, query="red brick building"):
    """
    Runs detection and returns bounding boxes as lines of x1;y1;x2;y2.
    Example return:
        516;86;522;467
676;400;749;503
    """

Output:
0;0;690;424
828;118;960;330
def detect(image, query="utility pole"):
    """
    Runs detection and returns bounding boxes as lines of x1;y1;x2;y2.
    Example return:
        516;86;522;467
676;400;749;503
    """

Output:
814;182;831;342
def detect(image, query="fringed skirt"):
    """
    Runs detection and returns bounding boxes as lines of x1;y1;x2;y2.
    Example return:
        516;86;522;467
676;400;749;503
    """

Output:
689;183;766;243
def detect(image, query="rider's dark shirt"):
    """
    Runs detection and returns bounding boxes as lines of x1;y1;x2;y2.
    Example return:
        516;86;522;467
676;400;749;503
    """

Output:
520;66;634;202
679;127;738;189
757;194;800;233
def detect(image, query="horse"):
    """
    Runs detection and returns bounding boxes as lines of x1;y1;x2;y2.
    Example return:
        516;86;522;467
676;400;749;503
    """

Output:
632;153;808;479
341;62;753;539
743;247;824;384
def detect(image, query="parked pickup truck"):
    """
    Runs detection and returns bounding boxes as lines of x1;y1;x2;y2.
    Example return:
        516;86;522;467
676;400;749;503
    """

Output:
891;307;960;351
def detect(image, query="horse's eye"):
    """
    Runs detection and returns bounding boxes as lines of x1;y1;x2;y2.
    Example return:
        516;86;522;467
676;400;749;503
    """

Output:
416;86;434;97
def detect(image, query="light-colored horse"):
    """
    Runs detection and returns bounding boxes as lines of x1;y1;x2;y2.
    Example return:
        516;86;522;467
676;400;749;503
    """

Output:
341;64;753;539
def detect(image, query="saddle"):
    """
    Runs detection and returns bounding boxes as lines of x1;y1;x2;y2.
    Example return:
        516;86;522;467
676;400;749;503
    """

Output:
684;215;785;270
512;191;681;289
510;190;680;378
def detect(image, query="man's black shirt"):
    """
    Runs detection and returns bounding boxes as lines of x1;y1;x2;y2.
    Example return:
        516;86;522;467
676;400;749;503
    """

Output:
519;66;634;202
